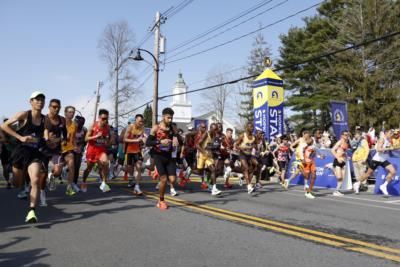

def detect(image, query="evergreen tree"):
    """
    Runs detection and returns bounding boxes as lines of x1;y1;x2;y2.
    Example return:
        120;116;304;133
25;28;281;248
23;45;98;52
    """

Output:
143;104;153;128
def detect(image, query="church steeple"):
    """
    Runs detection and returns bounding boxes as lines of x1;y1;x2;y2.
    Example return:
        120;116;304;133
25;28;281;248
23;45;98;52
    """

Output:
170;72;192;123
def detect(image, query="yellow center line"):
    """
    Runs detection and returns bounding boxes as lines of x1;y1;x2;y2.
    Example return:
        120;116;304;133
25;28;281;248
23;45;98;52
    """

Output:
139;190;400;262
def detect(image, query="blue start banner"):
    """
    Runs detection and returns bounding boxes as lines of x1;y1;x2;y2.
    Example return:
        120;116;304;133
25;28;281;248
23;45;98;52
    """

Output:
252;69;284;141
330;100;349;139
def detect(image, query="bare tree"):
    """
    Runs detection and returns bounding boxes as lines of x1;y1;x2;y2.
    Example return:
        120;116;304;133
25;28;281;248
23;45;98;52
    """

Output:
98;20;137;130
201;67;233;122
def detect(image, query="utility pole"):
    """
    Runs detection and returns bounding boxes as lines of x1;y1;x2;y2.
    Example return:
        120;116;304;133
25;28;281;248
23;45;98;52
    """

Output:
93;81;103;123
151;11;161;126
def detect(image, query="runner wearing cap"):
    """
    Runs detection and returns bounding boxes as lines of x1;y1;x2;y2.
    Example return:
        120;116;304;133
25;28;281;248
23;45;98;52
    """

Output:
73;115;87;188
1;91;47;223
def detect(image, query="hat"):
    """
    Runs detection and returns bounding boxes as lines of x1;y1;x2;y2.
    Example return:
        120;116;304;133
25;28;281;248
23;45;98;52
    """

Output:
187;125;194;131
30;91;45;99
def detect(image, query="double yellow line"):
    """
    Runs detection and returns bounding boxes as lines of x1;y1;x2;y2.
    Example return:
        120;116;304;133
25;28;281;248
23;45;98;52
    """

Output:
143;191;400;263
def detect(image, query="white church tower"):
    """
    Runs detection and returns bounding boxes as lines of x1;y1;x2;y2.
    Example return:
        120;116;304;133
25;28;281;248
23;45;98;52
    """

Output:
171;72;192;123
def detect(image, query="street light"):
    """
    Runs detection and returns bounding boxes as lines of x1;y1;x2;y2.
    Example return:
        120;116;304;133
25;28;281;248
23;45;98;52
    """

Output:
129;48;159;126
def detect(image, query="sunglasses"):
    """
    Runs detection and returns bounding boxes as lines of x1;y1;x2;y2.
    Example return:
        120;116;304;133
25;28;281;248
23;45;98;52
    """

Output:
100;117;108;121
51;105;60;109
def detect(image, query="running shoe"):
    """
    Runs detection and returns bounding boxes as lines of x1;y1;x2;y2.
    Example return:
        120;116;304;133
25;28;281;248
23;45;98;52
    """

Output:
255;182;263;190
305;192;315;199
152;169;159;180
48;173;56;191
185;167;192;179
72;183;80;193
224;182;233;189
80;183;88;193
283;179;289;190
211;187;222;196
40;190;47;207
17;190;28;199
379;184;389;197
178;179;187;188
133;184;143;195
333;190;344;197
100;182;111;193
156;200;168;210
247;184;255;194
127;180;135;188
201;182;208;190
353;181;360;194
155;182;160;190
66;185;77;196
238;174;244;187
25;210;38;223
170;187;178;197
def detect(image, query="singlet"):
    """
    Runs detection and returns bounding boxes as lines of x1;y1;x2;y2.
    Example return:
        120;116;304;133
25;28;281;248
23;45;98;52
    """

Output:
61;121;77;153
221;136;234;157
88;122;110;148
304;144;316;163
17;110;45;149
75;127;86;154
126;124;145;154
372;138;390;162
211;134;223;155
153;124;174;154
239;133;255;155
200;132;213;152
45;115;66;152
277;144;290;162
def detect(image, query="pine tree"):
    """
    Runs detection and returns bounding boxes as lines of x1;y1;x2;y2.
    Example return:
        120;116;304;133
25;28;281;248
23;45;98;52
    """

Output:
239;32;272;123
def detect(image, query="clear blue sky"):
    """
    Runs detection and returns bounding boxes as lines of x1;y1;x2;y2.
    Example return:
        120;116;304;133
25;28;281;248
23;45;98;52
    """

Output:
0;0;319;126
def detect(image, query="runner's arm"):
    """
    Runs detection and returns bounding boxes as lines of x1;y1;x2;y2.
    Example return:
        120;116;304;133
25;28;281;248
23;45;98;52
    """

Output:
145;125;160;147
0;111;28;142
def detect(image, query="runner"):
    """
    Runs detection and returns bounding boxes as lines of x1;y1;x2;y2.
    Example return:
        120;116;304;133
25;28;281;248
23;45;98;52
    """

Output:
222;127;235;188
331;130;350;196
235;122;257;194
60;106;78;194
351;130;369;194
124;114;146;195
182;125;196;181
43;99;68;204
356;130;396;197
302;137;317;199
283;130;310;189
194;122;208;188
274;135;290;186
107;126;119;179
146;107;178;209
253;130;268;190
1;91;48;223
73;115;87;188
0;124;12;189
81;109;111;193
196;123;222;196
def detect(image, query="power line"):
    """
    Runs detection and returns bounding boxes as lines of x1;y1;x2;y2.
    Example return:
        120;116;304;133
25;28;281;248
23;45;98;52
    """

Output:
166;0;194;19
166;1;322;64
119;30;400;118
167;0;275;54
167;0;287;60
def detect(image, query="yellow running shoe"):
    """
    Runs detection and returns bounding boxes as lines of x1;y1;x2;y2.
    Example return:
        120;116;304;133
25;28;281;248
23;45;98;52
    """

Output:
25;210;38;223
66;185;77;196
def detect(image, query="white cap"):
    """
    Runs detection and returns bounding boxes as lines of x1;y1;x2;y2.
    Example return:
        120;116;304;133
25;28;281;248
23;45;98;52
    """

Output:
30;91;45;99
187;125;194;130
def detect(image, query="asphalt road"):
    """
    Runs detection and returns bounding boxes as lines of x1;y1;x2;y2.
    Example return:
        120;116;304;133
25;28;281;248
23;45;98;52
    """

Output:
1;174;400;267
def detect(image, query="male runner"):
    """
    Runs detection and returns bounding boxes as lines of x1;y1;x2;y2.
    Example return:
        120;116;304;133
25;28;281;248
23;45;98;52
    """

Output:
331;130;350;196
73;115;87;188
81;109;111;193
146;108;178;209
1;91;47;223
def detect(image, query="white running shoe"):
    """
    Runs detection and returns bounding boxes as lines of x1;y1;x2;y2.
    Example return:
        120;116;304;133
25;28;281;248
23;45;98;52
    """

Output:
133;184;143;195
247;184;255;194
333;190;344;197
155;182;160;190
185;167;192;179
283;179;289;190
17;190;28;199
170;187;178;196
48;173;56;191
72;183;80;193
211;187;222;196
379;184;389;197
40;190;47;207
238;174;244;187
353;181;360;194
305;192;315;199
99;182;111;192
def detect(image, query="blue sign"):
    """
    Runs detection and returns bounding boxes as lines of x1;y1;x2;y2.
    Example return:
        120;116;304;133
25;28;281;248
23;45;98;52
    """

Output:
330;101;349;139
194;119;208;131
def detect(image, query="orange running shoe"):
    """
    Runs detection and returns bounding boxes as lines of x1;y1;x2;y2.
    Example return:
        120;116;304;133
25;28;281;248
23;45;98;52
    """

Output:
178;170;185;179
179;179;186;188
156;200;168;210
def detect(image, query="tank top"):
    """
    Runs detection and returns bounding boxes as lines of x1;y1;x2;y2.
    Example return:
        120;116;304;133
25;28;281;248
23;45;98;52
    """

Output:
153;124;174;154
45;115;65;151
304;144;316;163
126;125;145;154
211;134;223;155
88;122;110;148
277;144;290;162
61;121;77;153
240;133;255;155
372;138;390;162
17;110;45;149
200;132;213;151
